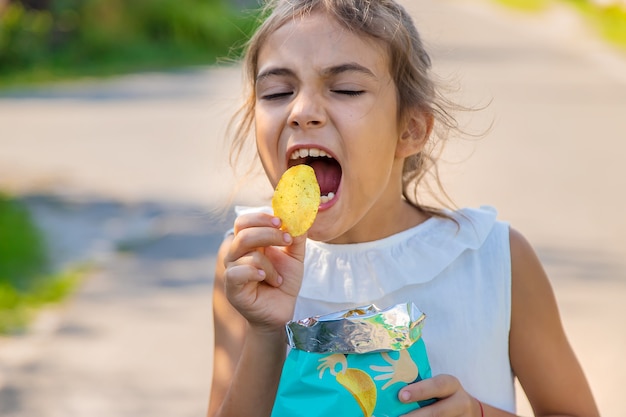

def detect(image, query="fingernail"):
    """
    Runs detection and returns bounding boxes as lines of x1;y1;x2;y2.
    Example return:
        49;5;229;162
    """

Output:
277;275;283;285
258;269;266;278
400;390;410;402
283;233;292;244
271;217;281;227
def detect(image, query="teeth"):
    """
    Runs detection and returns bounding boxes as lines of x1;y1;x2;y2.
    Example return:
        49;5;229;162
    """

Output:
289;148;332;160
287;149;337;205
320;192;335;204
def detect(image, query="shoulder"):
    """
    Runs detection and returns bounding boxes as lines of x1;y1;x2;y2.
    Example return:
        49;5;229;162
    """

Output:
508;227;552;302
508;227;557;327
508;227;539;266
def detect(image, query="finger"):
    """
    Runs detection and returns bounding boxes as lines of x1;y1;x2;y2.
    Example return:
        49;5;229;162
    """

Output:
233;212;281;235
226;226;293;265
399;375;459;404
281;233;307;263
222;264;267;313
247;250;284;287
223;263;266;289
400;394;468;417
226;251;283;288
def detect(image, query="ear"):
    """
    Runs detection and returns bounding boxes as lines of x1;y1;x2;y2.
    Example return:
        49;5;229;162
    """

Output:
395;109;434;158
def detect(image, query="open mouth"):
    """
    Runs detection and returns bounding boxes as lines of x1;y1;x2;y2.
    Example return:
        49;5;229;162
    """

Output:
288;147;341;205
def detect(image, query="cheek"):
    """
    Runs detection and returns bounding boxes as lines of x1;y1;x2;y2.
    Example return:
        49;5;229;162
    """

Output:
255;109;274;150
254;112;282;184
255;104;284;138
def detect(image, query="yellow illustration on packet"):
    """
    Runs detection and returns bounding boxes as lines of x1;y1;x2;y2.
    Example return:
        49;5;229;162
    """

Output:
271;303;435;417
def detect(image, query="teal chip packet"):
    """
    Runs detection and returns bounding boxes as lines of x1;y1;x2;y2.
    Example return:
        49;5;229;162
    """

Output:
271;303;435;417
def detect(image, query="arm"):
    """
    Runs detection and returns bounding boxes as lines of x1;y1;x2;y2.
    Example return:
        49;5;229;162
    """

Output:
208;235;288;417
207;213;306;417
396;228;599;417
207;235;246;416
508;228;599;417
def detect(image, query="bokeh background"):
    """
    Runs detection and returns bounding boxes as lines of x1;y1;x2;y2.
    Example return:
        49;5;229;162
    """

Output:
0;0;625;416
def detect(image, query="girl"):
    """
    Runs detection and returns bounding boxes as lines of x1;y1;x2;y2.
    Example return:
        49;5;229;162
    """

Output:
208;0;600;416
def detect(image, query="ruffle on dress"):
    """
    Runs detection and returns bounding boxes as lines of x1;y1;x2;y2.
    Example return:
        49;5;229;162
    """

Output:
231;205;499;305
300;206;499;304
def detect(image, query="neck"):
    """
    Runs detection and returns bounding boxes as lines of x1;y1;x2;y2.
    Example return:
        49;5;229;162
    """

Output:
327;199;430;244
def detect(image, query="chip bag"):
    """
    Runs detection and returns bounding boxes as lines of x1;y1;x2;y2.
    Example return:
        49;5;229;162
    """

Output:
271;303;435;417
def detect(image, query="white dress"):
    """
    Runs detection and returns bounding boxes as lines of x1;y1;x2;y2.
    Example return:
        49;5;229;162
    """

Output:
234;205;516;413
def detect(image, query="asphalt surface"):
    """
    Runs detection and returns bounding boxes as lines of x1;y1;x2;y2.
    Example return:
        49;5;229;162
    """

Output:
0;0;625;416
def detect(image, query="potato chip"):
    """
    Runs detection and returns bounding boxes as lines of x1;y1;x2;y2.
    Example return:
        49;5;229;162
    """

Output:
272;165;320;237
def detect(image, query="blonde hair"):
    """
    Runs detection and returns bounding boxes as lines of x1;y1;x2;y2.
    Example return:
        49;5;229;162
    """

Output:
229;0;463;215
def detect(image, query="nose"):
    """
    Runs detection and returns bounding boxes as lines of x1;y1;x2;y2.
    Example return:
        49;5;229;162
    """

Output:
287;90;326;129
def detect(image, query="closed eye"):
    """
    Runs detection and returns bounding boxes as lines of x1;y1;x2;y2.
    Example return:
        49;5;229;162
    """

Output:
261;91;293;101
332;90;365;96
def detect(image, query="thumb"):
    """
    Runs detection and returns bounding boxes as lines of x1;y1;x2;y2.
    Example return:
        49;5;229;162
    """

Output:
284;233;307;263
268;233;307;299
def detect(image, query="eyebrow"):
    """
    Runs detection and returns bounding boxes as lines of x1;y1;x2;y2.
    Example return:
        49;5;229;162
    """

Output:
322;63;376;79
256;62;376;83
256;67;295;83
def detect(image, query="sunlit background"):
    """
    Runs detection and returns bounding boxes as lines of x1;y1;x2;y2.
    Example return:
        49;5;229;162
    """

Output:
0;0;625;416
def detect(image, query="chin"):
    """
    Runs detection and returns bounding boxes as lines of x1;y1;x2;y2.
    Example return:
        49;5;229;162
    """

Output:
306;228;324;242
306;224;335;243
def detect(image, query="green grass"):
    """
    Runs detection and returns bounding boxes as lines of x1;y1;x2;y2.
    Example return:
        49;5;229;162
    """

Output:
0;269;83;334
0;195;47;286
0;194;82;334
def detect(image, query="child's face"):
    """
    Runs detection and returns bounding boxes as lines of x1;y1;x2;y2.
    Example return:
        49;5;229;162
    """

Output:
255;12;413;243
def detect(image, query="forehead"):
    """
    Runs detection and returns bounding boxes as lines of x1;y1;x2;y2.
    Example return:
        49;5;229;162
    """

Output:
256;11;390;78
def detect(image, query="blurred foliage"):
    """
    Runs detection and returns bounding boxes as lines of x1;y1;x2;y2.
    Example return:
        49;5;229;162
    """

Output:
563;0;626;47
0;269;82;334
492;0;626;49
0;194;82;334
0;193;47;286
493;0;551;11
0;0;260;87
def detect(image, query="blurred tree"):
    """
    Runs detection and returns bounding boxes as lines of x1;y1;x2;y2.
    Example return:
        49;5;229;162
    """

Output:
11;0;52;10
0;0;259;85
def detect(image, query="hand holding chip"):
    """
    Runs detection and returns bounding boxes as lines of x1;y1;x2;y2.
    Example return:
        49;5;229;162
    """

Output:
223;165;320;331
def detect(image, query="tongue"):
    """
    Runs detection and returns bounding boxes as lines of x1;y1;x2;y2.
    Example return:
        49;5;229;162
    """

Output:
309;159;341;196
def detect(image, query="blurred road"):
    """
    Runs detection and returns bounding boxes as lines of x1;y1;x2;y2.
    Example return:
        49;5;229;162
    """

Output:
0;0;625;416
